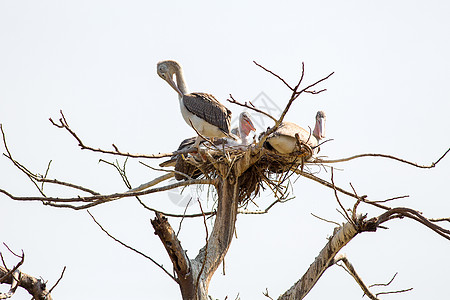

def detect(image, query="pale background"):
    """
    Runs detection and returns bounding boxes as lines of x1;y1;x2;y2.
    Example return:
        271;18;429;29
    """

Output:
0;1;449;299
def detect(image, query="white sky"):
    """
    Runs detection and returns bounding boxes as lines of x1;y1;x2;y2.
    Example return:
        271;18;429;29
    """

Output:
0;1;449;299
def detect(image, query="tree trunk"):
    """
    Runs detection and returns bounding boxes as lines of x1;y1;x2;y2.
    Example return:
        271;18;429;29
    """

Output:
189;178;239;299
152;177;239;300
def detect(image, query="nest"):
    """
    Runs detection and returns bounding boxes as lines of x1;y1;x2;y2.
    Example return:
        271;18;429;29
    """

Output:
172;142;314;205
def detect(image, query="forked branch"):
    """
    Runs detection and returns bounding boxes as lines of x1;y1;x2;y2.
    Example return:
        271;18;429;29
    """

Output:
253;61;334;148
49;110;197;159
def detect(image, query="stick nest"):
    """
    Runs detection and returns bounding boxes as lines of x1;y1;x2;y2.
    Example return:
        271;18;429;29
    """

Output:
174;143;314;205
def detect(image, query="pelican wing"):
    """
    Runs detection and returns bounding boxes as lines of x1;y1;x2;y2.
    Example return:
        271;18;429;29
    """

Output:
183;92;232;134
265;121;319;155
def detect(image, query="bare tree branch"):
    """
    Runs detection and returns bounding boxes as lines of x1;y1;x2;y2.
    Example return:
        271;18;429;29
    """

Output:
333;254;378;300
374;207;450;240
88;210;177;282
253;60;294;90
310;213;341;226
331;168;353;225
254;62;334;149
1;124;100;196
49;110;197;159
151;212;193;296
278;204;449;299
316;148;450;169
0;178;216;210
46;266;66;298
278;216;362;300
376;288;414;297
227;94;277;122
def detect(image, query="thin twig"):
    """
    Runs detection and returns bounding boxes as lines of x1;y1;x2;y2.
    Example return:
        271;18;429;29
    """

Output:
262;288;274;300
41;160;52;192
136;197;216;218
1;125;100;196
331;168;353;225
375;288;414;297
177;197;193;236
2;244;21;259
45;266;66;299
333;254;378;300
253;61;294;90
0;247;24;284
195;199;209;297
311;213;341;226
227;94;277;122
49;110;197;159
430;217;450;223
375;207;450;240
0;178;216;209
318;148;450;169
369;272;398;288
87;210;177;282
255;63;333;149
139;161;194;181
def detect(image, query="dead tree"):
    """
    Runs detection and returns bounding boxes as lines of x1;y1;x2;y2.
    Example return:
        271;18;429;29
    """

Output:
0;61;449;299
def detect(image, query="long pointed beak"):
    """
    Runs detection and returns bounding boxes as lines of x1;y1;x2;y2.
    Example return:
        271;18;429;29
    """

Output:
246;119;256;132
166;75;183;97
314;117;326;140
241;118;256;136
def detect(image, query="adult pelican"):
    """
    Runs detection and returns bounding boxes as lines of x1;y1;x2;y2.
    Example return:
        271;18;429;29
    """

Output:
265;111;326;156
157;60;236;148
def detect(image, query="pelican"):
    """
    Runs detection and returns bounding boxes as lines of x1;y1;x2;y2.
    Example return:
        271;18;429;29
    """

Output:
157;60;236;147
265;111;326;156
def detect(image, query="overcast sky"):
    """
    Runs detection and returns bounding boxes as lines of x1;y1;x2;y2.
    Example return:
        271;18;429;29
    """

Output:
1;1;449;299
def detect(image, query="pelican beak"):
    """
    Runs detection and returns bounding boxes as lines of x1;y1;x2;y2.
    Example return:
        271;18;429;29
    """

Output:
166;74;183;97
242;118;256;136
246;119;256;132
316;116;326;139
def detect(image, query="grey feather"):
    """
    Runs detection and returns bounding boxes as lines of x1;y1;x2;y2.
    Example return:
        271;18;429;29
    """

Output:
182;92;232;134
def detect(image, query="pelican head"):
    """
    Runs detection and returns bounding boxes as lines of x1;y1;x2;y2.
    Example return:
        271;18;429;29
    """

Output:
239;112;256;138
313;110;326;140
157;60;184;97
